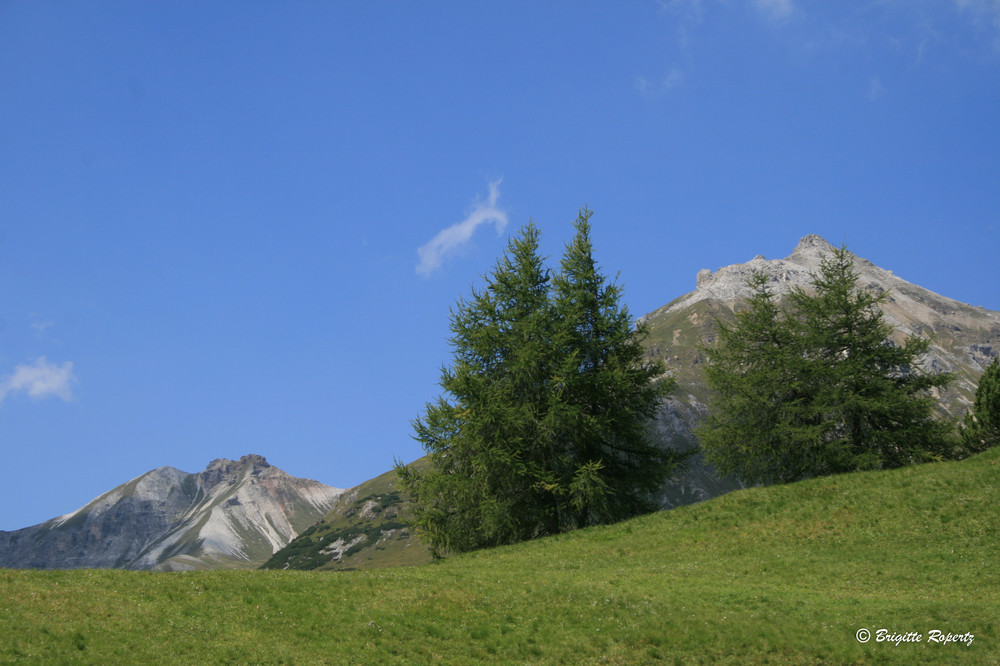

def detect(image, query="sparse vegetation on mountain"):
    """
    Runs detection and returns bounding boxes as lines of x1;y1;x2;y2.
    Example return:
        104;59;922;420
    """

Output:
697;245;954;485
398;210;681;556
960;356;1000;456
260;465;432;571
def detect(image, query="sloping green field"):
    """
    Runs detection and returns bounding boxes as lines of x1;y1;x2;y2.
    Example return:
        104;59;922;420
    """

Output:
3;448;997;664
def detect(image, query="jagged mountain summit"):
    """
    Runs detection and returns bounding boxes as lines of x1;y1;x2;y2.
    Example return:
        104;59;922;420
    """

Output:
642;234;1000;508
0;455;343;571
644;234;998;404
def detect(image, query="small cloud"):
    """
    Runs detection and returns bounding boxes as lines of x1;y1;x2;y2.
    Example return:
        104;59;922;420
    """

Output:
636;68;685;96
30;320;54;334
868;76;887;100
416;180;509;276
0;357;76;403
954;0;1000;48
658;0;704;21
754;0;794;22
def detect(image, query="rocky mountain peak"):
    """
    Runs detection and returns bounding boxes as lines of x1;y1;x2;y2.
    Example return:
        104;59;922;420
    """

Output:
667;234;881;315
200;454;273;487
0;455;344;571
240;453;269;468
791;233;835;257
642;234;999;429
631;234;1000;514
206;454;270;473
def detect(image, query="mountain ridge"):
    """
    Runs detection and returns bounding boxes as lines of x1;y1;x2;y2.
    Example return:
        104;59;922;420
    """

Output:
643;234;999;407
0;454;343;571
637;233;999;512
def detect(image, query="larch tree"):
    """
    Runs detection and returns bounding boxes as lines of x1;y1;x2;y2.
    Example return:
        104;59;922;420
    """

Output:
550;208;681;529
398;211;681;556
697;245;953;485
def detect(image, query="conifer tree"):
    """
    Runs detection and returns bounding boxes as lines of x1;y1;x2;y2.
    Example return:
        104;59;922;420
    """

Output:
788;247;952;472
696;273;824;484
397;223;556;555
959;356;1000;455
398;212;680;556
698;245;953;485
550;208;680;528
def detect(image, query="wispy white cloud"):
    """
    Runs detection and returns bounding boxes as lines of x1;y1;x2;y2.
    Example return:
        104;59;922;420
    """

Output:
0;357;76;403
954;0;1000;22
416;180;508;276
641;0;796;99
868;76;887;100
753;0;795;22
657;0;704;22
637;11;694;98
954;0;1000;47
636;67;685;96
647;0;998;93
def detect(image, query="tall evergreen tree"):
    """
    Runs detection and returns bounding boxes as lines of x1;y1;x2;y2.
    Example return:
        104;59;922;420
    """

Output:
696;273;825;484
959;356;1000;455
398;212;680;556
788;247;952;472
698;245;953;485
551;208;680;528
398;223;557;555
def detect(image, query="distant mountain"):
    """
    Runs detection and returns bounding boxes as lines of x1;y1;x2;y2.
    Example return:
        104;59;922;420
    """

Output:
644;234;1000;508
0;455;343;571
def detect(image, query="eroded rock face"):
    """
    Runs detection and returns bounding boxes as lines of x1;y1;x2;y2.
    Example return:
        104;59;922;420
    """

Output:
0;455;343;571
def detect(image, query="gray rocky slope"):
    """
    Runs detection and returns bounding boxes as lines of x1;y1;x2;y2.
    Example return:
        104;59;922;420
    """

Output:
646;234;999;508
0;455;343;571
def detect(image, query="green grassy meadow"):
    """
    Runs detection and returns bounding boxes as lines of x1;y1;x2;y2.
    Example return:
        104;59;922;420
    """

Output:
3;447;998;664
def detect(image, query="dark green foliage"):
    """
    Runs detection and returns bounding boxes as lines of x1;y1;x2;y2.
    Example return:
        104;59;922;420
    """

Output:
696;273;817;485
697;245;953;485
260;524;326;570
398;210;681;557
550;210;682;527
960;356;1000;455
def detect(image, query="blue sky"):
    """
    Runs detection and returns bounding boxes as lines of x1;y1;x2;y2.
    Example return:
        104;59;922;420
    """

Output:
1;1;997;531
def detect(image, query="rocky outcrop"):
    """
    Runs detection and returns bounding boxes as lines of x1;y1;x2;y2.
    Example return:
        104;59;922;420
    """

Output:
0;455;343;571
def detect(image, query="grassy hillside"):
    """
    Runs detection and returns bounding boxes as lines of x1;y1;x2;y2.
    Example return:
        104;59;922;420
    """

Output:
3;448;998;664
